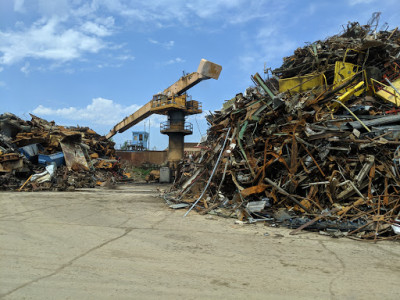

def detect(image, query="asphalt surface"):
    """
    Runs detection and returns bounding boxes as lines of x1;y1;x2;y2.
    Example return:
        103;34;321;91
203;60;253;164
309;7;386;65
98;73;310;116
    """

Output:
1;184;399;299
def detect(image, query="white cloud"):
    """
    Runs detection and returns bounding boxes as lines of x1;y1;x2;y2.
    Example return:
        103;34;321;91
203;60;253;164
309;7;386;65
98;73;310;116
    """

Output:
37;0;71;17
238;55;257;72
186;0;270;24
0;81;5;87
238;22;297;73
186;0;244;18
20;62;30;74
165;57;185;65
148;38;175;49
81;21;113;37
10;0;313;34
115;54;135;61
0;17;108;65
0;66;3;72
143;114;168;128
60;1;314;32
257;27;276;40
349;0;376;5
14;0;25;13
32;98;143;126
97;63;122;68
80;0;271;28
2;0;285;71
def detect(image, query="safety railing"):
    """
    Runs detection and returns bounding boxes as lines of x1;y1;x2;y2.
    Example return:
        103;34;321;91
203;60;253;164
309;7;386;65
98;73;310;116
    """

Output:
160;121;193;132
186;100;202;112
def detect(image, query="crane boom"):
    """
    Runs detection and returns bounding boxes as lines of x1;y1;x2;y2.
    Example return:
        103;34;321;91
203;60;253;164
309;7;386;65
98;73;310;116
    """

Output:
163;59;222;96
106;59;221;140
106;102;152;139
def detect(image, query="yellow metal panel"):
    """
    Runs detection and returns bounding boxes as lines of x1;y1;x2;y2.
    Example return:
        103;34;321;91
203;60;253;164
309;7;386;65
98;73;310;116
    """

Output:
333;61;364;96
376;78;400;106
333;61;359;85
279;73;324;93
329;81;365;111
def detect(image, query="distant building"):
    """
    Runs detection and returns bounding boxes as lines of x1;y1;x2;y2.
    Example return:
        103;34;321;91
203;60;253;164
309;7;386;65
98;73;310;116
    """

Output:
124;131;149;151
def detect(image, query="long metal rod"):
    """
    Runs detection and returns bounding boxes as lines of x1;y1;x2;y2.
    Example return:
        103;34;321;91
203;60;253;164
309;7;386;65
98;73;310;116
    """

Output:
215;160;229;197
253;73;275;99
184;127;231;217
264;177;311;213
331;99;371;132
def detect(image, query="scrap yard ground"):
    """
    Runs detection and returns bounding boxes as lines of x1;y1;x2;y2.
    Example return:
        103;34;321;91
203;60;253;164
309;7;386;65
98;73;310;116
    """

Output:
0;184;399;299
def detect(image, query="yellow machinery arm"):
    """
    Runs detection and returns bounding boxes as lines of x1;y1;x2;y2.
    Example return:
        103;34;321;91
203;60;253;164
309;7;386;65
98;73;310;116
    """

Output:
106;102;152;139
163;59;222;96
106;59;222;139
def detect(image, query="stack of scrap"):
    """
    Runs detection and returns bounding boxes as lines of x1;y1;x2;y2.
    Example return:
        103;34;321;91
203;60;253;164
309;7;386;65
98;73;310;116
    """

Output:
169;20;400;240
0;113;129;191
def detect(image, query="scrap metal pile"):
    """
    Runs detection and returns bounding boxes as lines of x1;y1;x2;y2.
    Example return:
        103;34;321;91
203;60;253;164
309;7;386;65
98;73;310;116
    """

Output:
0;113;128;191
169;20;400;240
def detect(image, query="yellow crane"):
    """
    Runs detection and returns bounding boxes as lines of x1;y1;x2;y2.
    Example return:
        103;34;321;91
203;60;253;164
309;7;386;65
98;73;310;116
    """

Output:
106;59;222;167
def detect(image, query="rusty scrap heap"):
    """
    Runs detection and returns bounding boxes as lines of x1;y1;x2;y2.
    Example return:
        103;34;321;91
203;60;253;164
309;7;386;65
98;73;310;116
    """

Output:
0;113;127;191
169;21;400;240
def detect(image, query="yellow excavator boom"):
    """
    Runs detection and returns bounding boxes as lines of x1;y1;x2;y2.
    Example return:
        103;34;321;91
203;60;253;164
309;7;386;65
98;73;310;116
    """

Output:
163;59;222;96
106;59;221;139
106;102;152;139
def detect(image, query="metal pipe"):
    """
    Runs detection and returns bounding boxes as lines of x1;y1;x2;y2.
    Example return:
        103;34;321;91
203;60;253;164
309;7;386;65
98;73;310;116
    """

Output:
253;73;275;99
184;127;231;217
331;99;371;132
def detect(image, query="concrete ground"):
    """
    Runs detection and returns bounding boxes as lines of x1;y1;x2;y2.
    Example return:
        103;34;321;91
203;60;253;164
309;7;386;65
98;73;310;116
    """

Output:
0;184;399;300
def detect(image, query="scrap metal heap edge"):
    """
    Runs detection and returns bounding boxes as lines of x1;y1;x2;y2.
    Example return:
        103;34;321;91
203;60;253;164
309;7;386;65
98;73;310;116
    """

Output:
167;21;400;240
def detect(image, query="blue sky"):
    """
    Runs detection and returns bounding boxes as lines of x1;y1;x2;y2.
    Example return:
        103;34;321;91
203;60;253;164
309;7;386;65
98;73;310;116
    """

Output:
0;0;399;149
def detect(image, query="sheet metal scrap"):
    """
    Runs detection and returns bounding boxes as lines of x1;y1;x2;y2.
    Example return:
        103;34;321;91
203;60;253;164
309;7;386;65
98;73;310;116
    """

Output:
0;113;129;191
169;19;400;241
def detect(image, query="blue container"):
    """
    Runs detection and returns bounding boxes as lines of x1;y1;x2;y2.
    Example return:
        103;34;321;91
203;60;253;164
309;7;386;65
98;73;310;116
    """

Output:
19;144;43;162
38;152;65;167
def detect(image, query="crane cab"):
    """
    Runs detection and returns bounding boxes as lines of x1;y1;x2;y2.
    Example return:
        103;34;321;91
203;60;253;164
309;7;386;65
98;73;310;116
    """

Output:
150;94;202;115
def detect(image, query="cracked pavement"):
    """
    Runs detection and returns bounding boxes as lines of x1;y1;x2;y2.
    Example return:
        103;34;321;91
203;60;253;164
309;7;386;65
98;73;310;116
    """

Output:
0;184;399;299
